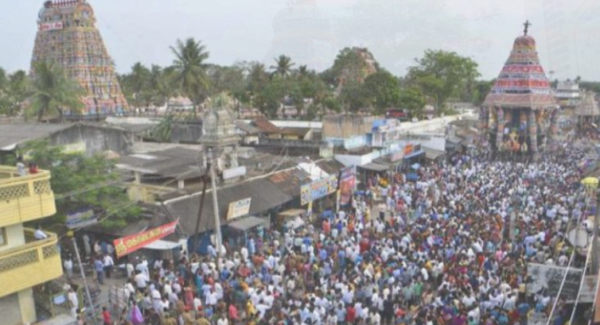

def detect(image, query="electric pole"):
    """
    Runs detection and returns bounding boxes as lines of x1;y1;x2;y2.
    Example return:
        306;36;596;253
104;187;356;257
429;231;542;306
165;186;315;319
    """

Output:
208;148;223;271
70;234;97;325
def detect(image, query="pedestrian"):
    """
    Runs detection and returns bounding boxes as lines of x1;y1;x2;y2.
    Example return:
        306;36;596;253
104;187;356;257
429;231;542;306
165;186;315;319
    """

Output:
103;253;115;279
95;257;105;285
16;156;26;176
102;306;111;325
64;255;74;279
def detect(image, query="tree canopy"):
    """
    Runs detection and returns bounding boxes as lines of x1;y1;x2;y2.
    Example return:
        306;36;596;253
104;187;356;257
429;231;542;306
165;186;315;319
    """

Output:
28;61;85;122
22;140;141;229
407;50;480;111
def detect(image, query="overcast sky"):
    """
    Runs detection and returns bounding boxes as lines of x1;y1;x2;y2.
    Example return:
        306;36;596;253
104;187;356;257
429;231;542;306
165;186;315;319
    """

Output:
2;0;599;80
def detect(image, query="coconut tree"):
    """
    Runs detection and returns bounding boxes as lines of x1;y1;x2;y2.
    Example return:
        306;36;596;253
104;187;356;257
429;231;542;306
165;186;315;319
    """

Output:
270;55;295;78
170;38;210;119
29;61;84;122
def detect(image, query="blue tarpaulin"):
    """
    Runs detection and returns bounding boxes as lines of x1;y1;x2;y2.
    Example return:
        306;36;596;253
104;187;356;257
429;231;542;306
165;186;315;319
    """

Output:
411;163;421;170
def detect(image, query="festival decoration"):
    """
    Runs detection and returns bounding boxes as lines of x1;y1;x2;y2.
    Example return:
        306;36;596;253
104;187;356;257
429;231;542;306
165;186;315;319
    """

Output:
479;22;558;156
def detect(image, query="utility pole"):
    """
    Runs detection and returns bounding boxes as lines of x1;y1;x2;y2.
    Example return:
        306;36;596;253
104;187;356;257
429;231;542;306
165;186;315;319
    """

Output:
208;148;223;271
70;233;97;325
192;174;209;254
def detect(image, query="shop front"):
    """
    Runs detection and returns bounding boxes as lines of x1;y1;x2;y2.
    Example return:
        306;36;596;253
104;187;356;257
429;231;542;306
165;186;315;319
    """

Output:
300;174;338;223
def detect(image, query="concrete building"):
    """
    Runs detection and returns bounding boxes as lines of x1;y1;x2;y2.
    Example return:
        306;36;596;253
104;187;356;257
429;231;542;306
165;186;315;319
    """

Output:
0;166;63;325
555;80;582;109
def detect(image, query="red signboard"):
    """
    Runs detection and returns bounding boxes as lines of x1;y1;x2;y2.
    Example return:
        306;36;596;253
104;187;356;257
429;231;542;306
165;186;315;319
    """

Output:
114;220;178;258
40;21;64;31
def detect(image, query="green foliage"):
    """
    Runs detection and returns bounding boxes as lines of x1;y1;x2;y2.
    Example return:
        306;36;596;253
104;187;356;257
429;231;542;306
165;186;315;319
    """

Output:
407;50;480;111
472;80;495;106
254;78;287;118
170;38;211;116
270;55;295;78
340;80;370;113
23;140;141;229
398;87;426;117
150;114;175;142
362;70;401;114
580;81;600;95
322;96;342;113
28;62;85;122
0;70;29;116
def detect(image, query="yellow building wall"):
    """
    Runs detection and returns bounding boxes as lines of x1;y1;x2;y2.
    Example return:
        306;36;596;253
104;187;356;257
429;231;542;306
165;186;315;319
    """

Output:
0;224;26;254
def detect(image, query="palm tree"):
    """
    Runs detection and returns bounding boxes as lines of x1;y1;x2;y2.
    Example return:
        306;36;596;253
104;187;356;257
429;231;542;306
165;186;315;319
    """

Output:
297;65;309;78
129;62;150;110
170;38;210;119
29;61;84;122
270;55;295;78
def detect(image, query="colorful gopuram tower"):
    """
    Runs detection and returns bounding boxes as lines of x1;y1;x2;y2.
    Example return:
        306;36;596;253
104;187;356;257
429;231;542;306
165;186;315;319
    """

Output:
480;22;559;157
31;0;128;118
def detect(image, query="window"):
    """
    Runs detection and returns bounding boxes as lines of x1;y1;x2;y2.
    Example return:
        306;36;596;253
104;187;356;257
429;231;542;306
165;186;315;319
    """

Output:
0;228;6;246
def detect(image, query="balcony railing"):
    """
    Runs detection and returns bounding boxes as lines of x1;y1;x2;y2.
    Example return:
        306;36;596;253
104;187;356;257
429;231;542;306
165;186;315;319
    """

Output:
0;229;63;298
0;166;56;228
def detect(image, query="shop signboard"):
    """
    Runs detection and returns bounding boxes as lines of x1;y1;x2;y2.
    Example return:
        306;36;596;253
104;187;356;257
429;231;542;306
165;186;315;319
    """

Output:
40;21;63;31
66;208;97;229
339;167;356;206
227;198;252;220
114;219;179;258
301;175;338;205
404;144;414;155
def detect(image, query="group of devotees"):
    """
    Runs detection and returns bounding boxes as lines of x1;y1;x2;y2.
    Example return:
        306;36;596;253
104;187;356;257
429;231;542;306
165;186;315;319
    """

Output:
87;140;595;325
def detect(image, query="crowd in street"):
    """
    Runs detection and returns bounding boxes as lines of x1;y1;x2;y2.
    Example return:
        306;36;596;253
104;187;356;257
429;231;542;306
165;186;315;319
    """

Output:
75;139;595;325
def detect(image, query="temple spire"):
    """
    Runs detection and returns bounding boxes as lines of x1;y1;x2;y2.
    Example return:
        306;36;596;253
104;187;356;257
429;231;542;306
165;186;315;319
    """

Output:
523;20;531;36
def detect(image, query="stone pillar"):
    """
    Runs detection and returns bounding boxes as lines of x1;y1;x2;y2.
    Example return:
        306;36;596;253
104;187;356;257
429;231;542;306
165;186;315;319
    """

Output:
18;288;36;325
528;110;538;153
496;107;504;150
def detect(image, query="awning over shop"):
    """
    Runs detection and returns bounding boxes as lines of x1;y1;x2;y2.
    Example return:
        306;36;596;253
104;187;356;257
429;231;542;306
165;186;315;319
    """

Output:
278;209;306;218
228;216;268;231
359;162;389;172
143;239;183;250
404;150;425;159
424;148;446;160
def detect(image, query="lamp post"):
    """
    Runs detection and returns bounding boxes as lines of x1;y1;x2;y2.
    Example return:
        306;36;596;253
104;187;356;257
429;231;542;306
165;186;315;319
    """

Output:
582;177;599;273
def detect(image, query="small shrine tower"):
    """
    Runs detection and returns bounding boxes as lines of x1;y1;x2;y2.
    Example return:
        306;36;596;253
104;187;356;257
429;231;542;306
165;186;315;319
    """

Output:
199;95;241;175
480;21;559;157
32;0;128;117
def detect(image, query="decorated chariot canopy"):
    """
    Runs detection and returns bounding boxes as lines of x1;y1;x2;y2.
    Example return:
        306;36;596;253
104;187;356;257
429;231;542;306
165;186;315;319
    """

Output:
483;21;558;111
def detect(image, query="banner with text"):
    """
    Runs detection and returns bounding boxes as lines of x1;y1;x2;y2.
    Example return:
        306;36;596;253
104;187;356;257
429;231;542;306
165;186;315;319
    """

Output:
301;174;338;205
227;198;252;220
66;209;97;229
339;167;356;207
114;220;179;258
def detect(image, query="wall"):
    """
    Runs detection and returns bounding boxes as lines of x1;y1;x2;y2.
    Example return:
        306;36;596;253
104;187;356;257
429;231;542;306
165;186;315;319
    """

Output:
0;293;21;325
0;224;25;254
170;123;203;143
322;115;381;139
48;124;134;156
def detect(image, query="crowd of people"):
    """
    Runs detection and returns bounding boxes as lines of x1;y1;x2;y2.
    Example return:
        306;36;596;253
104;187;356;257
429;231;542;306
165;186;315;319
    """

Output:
74;139;595;325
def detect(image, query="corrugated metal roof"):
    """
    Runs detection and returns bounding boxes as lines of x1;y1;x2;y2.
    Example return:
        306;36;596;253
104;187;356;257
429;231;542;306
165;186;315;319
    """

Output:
165;178;292;234
0;123;74;149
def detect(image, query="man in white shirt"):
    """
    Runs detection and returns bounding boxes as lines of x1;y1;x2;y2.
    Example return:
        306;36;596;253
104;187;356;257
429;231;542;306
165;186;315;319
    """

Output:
67;287;79;317
34;226;48;240
63;256;74;279
134;271;148;290
103;253;114;279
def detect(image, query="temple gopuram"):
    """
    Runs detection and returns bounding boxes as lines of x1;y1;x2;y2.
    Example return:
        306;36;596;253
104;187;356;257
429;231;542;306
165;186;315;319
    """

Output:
31;0;128;118
480;22;559;158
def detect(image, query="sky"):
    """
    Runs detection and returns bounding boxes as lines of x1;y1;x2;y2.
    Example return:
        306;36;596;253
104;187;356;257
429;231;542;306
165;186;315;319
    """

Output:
1;0;600;81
